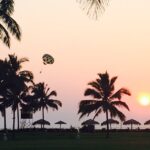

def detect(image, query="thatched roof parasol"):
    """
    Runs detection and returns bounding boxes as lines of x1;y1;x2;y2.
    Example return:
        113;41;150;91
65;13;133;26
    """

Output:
32;119;50;126
144;120;150;125
55;120;67;128
101;119;119;126
81;119;99;126
123;119;141;130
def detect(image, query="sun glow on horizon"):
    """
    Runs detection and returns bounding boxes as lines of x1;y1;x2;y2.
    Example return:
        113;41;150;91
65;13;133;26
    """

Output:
138;93;150;106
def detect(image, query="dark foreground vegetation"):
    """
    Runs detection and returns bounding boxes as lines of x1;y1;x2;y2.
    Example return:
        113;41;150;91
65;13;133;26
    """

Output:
0;130;150;150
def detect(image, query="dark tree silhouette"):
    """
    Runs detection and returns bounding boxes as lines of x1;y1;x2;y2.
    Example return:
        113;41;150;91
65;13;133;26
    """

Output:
78;72;131;137
0;0;21;47
2;54;33;131
26;82;62;129
0;59;12;131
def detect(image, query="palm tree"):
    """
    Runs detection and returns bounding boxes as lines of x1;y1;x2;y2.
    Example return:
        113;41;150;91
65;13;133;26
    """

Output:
30;82;62;129
0;97;7;132
0;95;8;133
77;0;108;18
0;0;21;47
78;72;131;137
0;59;12;131
3;54;33;130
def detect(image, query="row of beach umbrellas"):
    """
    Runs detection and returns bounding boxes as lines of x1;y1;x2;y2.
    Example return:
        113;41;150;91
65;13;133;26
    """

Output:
32;119;150;130
81;119;150;130
32;119;67;128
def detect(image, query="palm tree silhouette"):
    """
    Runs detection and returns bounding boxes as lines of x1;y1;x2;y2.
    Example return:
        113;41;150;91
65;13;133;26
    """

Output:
28;82;62;129
78;72;131;137
3;54;33;130
0;89;8;132
0;0;21;47
0;59;13;131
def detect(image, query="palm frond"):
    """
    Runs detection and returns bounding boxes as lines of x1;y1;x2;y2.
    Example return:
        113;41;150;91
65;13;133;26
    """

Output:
78;111;89;119
109;76;117;87
47;101;59;110
7;54;21;71
88;81;101;91
84;88;101;98
11;97;18;111
78;100;102;119
2;98;12;108
111;101;129;111
98;72;112;97
19;71;34;82
0;97;4;102
0;0;14;15
110;88;131;100
109;76;117;92
77;0;108;18
0;23;10;47
109;105;126;121
79;100;98;108
93;108;102;119
0;12;21;40
47;90;57;97
19;58;29;63
0;104;5;117
48;99;62;107
45;105;48;111
32;82;44;96
98;71;109;83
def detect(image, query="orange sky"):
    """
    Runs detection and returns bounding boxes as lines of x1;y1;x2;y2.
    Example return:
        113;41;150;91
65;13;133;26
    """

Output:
1;0;150;129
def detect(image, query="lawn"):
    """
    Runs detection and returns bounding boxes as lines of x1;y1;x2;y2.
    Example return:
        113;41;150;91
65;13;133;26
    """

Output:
0;132;150;150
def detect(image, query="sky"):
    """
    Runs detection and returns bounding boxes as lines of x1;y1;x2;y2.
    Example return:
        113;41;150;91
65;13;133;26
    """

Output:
1;0;150;129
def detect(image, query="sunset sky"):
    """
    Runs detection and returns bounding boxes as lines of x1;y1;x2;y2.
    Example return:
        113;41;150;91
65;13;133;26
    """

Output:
1;0;150;129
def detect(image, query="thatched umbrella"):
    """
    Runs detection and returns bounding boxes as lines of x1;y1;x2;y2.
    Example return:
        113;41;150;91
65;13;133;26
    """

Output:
81;119;99;126
144;120;150;125
32;119;50;128
101;119;119;129
55;120;67;129
123;119;141;130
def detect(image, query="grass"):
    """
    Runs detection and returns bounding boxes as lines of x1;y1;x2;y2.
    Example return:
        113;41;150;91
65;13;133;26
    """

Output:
0;132;150;150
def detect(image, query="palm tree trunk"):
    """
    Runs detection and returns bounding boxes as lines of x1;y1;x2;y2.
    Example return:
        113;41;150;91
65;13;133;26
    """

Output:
17;106;20;130
12;110;16;139
106;110;109;138
3;107;7;132
42;107;45;129
12;110;15;131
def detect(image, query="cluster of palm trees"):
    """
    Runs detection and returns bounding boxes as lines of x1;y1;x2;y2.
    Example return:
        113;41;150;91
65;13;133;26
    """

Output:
0;54;62;132
0;1;131;139
0;55;131;138
0;54;131;139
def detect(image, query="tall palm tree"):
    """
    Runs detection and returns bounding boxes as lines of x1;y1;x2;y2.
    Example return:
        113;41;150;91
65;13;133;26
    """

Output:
78;72;131;137
30;82;62;129
78;0;109;18
3;54;33;130
0;0;21;47
0;59;12;131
